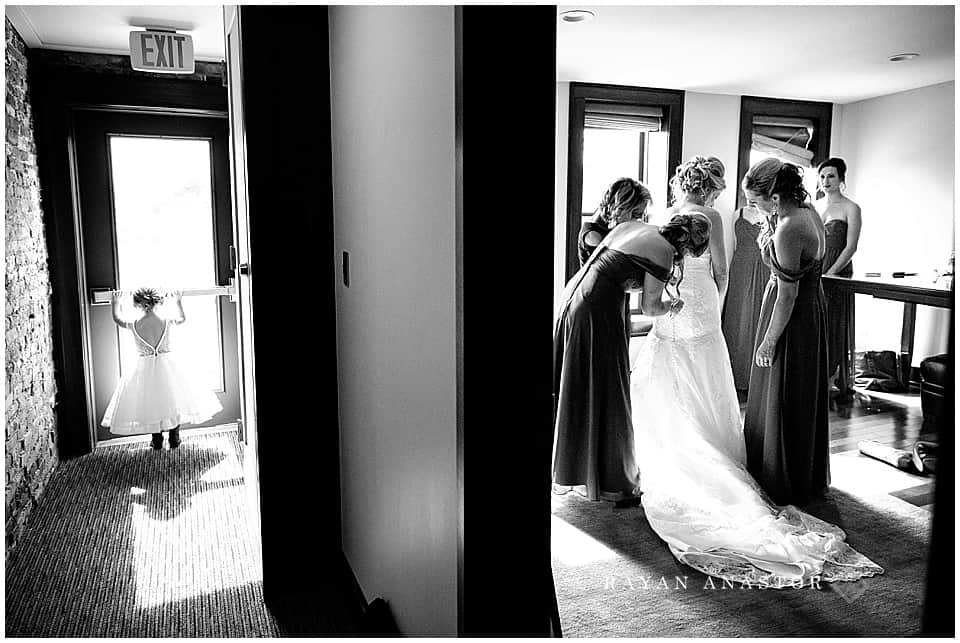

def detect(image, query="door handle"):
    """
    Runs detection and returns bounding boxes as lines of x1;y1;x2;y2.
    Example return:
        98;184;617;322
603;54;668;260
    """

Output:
238;262;250;275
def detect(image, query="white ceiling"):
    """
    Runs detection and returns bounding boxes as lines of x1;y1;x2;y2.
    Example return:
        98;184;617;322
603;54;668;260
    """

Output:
6;5;225;62
6;4;956;103
558;4;955;104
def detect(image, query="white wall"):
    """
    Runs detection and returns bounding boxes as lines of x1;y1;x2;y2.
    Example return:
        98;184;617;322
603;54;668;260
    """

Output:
680;92;742;267
834;81;954;362
329;7;457;635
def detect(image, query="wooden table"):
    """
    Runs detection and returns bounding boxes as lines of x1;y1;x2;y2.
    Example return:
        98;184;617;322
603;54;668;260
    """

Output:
821;274;953;390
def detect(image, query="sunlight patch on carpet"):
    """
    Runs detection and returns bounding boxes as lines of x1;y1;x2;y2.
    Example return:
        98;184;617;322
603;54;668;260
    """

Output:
551;515;620;566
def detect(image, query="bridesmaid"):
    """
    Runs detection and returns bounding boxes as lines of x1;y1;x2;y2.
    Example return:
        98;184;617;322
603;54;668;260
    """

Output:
742;159;830;507
578;178;652;265
817;157;862;394
577;178;653;345
721;205;770;392
554;212;711;501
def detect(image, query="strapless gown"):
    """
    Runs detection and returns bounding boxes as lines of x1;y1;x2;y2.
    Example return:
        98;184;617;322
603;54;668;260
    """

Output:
631;251;882;587
721;212;770;390
823;219;855;391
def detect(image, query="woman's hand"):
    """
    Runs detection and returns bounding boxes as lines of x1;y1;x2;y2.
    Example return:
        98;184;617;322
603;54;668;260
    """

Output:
755;337;776;367
668;297;684;315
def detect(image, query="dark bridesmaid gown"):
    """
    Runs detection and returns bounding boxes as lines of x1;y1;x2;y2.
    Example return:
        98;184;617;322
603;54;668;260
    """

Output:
578;219;608;265
553;246;671;501
744;235;831;507
578;219;632;344
721;210;770;391
823;219;855;392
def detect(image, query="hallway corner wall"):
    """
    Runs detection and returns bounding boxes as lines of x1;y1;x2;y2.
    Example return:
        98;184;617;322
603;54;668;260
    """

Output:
4;16;60;558
329;6;458;635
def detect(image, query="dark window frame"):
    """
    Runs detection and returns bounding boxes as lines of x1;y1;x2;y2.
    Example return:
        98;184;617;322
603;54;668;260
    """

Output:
566;82;684;280
735;96;833;209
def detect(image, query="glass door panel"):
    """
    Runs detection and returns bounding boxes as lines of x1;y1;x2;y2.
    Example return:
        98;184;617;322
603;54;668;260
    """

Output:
110;136;224;392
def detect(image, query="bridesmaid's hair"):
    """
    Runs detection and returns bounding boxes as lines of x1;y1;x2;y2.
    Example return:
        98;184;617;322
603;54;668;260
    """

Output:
817;157;847;182
742;158;809;205
659;212;712;258
597;178;652;225
669;156;726;205
659;212;712;298
132;287;163;312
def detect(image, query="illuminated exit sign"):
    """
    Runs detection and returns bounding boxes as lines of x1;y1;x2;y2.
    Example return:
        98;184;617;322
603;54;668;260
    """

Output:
129;30;195;74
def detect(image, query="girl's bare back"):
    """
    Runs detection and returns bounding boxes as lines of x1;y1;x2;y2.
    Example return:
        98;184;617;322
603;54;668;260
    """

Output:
134;313;166;347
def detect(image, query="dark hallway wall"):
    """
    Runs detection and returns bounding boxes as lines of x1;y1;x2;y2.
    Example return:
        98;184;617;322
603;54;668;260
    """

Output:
4;16;59;558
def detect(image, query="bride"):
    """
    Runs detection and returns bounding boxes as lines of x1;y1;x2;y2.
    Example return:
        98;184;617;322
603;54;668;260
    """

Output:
630;156;882;586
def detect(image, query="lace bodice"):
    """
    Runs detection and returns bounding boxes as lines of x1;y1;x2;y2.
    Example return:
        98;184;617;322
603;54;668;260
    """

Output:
653;251;720;341
130;321;172;357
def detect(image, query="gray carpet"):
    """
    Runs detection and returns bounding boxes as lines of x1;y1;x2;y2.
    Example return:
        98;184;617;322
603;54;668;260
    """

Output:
551;453;934;637
5;430;280;637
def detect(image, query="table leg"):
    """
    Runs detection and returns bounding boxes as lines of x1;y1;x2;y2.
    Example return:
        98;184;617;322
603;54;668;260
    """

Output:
900;302;917;387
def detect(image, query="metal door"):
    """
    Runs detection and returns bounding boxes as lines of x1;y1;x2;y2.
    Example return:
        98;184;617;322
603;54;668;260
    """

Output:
73;109;240;443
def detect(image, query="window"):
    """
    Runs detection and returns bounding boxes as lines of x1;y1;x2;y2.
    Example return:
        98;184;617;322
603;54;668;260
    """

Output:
566;83;684;281
109;135;224;392
736;96;832;208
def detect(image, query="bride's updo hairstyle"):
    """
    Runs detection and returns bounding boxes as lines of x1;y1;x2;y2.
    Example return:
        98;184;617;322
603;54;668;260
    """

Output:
597;177;652;225
742;158;809;205
659;212;712;296
670;156;726;205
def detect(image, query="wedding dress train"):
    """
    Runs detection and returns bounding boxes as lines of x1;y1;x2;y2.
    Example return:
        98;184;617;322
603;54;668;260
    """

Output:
630;250;882;586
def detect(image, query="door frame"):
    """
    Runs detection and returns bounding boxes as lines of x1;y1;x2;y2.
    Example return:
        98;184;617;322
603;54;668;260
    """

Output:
69;107;236;445
29;51;229;458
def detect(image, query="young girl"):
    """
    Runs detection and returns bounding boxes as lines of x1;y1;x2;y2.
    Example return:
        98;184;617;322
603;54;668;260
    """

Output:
101;287;223;449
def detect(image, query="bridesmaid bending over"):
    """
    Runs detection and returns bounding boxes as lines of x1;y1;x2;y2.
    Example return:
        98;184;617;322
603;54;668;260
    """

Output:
553;211;711;501
742;159;830;507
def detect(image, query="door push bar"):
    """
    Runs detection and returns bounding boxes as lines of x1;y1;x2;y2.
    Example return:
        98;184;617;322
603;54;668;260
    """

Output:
90;279;238;305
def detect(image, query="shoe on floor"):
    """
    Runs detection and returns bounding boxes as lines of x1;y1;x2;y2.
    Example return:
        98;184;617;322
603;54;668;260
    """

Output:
168;428;181;449
912;441;938;475
151;433;163;450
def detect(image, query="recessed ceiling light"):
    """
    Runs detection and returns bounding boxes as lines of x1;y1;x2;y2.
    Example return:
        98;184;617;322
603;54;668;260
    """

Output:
559;9;595;23
888;53;920;62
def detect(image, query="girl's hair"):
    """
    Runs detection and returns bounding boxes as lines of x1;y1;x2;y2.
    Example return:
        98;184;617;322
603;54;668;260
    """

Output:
132;287;163;311
670;156;726;204
658;212;712;298
742;158;809;205
597;178;652;225
817;157;847;182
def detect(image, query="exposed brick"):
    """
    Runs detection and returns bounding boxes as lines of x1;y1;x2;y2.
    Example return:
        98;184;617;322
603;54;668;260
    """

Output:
4;17;59;561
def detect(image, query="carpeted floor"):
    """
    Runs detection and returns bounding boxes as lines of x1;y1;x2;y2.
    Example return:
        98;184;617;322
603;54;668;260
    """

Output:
551;451;934;637
5;430;280;637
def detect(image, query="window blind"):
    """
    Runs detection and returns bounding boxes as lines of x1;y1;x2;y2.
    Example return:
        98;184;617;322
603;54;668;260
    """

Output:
752;116;815;166
584;102;663;132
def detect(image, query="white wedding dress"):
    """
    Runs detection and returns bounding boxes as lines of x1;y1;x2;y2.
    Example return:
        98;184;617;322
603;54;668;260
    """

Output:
630;250;882;586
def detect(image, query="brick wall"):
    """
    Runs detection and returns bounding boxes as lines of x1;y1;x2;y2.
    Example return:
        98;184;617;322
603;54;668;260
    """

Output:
5;17;59;558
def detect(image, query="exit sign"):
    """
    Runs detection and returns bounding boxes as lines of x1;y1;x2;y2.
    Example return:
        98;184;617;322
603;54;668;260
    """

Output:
129;30;195;74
